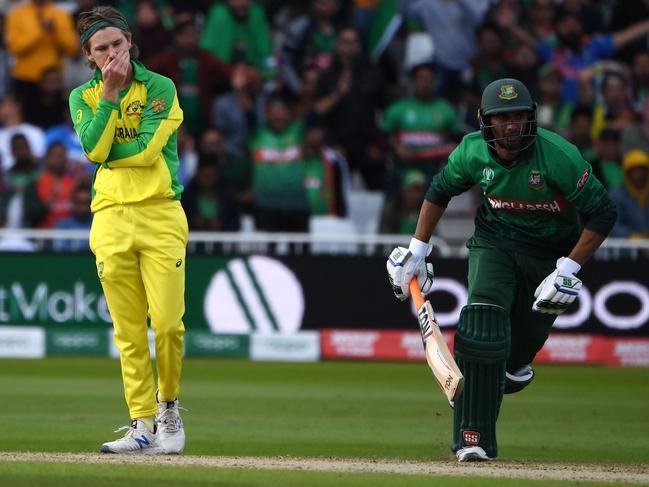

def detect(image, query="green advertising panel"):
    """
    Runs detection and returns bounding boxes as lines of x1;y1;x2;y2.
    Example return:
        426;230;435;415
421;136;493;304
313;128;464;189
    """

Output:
46;329;109;356
0;254;109;328
185;332;249;358
0;253;230;331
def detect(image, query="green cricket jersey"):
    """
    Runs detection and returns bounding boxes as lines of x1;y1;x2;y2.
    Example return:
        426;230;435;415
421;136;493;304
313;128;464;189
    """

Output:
250;122;308;211
426;128;617;258
383;97;459;147
69;60;184;213
382;96;459;175
304;148;340;215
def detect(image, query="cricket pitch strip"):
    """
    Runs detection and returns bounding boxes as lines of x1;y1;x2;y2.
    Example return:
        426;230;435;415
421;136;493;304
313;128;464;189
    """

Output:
1;452;648;484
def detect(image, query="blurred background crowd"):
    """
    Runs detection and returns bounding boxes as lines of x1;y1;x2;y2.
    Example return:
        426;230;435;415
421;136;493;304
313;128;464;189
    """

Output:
0;0;648;251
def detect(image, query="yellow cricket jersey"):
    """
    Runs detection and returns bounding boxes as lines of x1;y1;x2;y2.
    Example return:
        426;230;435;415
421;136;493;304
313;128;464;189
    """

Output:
69;60;184;212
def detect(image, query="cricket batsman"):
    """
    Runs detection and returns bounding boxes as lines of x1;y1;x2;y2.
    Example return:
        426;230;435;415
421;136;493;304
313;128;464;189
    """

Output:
69;6;187;454
386;78;617;461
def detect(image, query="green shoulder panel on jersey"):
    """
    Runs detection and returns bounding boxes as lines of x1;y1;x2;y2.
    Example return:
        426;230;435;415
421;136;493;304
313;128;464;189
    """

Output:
69;80;120;163
534;128;617;234
425;131;482;207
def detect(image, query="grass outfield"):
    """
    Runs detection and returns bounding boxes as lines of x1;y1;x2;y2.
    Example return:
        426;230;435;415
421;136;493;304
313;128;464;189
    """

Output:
0;358;647;486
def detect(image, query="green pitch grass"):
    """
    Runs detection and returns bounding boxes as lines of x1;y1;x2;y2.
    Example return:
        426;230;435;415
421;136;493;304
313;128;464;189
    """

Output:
0;358;647;486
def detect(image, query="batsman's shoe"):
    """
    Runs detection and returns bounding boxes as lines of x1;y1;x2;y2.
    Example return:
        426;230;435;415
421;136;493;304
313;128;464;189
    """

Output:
100;420;162;454
156;397;185;454
456;446;493;462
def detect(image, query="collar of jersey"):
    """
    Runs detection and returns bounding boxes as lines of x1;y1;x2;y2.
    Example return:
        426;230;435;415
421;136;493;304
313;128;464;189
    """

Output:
93;59;150;83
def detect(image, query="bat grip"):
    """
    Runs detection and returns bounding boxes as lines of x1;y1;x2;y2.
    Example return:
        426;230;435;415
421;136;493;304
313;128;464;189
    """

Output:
409;277;425;309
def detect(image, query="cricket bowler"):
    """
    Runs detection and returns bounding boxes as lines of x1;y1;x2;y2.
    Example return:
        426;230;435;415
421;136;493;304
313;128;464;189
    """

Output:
386;78;617;461
69;6;187;454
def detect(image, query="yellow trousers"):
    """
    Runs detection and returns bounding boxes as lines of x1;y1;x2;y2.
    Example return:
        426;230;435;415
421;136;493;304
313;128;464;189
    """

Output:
90;199;188;419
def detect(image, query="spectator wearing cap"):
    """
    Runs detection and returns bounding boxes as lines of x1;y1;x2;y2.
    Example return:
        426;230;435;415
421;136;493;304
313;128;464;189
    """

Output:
609;149;649;239
379;169;427;235
146;16;232;136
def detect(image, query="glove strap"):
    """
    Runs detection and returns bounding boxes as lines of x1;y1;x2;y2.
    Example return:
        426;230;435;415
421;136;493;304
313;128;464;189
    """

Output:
408;237;433;259
557;257;581;276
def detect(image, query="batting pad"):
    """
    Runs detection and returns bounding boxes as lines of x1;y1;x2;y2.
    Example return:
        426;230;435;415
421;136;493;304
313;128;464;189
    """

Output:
452;304;509;459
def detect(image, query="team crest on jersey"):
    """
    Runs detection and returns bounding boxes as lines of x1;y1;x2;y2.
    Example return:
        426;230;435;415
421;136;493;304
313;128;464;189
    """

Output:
498;84;518;100
482;167;495;186
528;170;544;190
125;100;144;116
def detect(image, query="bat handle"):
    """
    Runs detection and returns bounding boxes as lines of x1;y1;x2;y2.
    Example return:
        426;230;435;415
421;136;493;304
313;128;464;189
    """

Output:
409;277;425;309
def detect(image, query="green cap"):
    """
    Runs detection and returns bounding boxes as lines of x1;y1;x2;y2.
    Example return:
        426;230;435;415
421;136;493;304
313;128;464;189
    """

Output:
480;78;534;116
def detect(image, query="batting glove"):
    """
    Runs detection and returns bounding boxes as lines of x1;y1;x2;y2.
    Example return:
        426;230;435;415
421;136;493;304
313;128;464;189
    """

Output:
386;238;434;301
532;257;582;314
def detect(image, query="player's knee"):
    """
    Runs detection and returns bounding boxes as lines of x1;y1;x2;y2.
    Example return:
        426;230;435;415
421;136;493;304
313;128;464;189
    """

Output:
151;320;184;340
455;304;509;362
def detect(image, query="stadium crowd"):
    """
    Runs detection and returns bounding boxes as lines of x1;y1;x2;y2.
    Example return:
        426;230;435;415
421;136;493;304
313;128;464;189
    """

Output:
0;0;648;248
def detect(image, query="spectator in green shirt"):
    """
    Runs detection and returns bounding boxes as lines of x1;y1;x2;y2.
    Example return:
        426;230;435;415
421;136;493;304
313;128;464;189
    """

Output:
382;63;461;183
200;0;277;80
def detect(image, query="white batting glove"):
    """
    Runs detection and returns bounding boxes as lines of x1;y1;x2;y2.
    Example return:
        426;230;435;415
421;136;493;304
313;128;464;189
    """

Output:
386;238;434;301
532;257;583;314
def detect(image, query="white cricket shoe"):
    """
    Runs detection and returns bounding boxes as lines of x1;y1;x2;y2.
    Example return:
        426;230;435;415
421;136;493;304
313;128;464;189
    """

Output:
456;446;492;462
100;420;163;454
156;397;185;454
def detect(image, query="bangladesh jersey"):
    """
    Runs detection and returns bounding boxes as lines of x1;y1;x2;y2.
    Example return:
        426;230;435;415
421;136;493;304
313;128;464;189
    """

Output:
426;128;617;258
249;122;308;211
69;60;184;213
382;96;459;176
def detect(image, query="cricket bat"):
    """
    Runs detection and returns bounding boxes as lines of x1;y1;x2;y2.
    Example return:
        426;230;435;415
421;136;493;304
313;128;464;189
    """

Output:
410;277;464;403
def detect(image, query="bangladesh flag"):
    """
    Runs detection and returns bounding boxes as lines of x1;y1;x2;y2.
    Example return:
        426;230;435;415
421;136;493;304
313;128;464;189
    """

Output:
368;0;403;61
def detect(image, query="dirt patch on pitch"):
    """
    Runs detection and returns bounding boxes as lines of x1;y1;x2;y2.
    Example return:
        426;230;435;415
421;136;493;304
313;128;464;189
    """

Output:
1;452;648;484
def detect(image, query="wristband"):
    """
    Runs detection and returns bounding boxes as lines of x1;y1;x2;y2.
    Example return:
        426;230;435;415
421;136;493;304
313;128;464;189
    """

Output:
408;237;433;259
557;256;581;276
